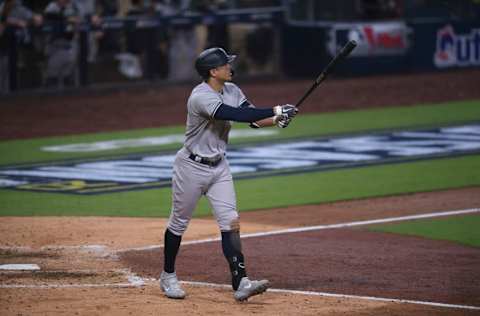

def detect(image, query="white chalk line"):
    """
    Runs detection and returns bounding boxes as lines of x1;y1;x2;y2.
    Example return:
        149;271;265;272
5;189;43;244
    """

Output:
0;269;145;289
0;283;136;289
181;280;480;311
117;207;480;252
2;276;479;311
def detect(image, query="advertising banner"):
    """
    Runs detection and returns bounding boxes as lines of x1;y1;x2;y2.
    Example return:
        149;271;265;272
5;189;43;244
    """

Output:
409;21;480;71
327;21;411;57
433;24;480;68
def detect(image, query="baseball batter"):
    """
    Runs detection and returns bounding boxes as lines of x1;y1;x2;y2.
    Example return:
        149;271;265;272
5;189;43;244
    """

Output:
160;47;298;301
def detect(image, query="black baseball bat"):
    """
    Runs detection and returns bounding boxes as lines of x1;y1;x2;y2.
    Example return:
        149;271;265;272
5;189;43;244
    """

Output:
295;40;357;108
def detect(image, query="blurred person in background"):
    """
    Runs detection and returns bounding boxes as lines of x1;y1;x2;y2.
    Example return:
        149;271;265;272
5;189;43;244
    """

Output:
152;0;176;15
359;0;403;19
43;0;81;88
74;0;104;63
149;0;171;78
96;0;122;54
165;0;198;81
0;0;42;93
125;0;148;60
115;0;148;79
97;0;118;15
202;0;229;50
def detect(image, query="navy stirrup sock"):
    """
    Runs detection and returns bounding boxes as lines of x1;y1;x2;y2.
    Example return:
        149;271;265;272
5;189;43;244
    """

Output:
221;231;247;290
164;229;182;274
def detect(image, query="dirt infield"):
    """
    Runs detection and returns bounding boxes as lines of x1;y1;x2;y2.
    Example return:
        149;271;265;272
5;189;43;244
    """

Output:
3;286;475;316
1;188;480;315
122;228;480;306
121;188;480;308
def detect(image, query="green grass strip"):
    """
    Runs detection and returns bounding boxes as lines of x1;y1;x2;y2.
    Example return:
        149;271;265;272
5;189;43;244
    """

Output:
0;99;479;166
1;154;479;217
368;215;480;248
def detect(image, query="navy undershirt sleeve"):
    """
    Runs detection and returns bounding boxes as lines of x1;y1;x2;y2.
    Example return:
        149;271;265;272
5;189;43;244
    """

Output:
214;103;274;123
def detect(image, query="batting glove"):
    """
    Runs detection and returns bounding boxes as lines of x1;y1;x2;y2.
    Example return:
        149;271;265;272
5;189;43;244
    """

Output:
273;104;298;119
274;114;292;128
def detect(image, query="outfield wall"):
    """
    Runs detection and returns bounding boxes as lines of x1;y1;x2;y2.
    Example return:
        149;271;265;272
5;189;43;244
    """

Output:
3;7;480;93
283;19;480;76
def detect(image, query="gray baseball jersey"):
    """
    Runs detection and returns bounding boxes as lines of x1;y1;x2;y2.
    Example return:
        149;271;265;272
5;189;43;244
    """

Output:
167;82;250;236
184;82;248;159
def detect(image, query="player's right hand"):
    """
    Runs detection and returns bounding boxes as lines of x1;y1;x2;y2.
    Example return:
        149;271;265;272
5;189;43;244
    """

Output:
274;104;298;119
275;114;292;128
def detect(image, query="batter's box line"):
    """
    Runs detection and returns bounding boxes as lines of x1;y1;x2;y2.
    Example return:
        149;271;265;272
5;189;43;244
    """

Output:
0;269;145;289
116;207;480;253
0;283;137;289
180;280;480;311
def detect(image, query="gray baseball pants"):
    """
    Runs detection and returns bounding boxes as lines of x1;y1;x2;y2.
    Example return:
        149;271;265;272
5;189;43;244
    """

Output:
167;147;239;236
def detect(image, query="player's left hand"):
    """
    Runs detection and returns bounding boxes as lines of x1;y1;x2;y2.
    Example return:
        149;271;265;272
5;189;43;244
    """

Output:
274;104;299;119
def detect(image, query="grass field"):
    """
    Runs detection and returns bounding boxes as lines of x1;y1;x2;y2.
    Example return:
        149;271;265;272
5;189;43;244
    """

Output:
0;99;479;217
369;214;480;248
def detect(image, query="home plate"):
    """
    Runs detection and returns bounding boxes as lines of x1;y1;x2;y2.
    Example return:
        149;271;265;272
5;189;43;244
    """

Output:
0;264;41;271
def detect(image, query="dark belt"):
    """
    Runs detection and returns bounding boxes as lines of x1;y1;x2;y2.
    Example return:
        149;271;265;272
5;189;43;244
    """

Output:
189;153;222;167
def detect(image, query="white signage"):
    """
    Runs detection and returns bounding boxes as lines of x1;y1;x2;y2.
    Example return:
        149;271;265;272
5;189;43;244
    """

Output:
1;124;479;194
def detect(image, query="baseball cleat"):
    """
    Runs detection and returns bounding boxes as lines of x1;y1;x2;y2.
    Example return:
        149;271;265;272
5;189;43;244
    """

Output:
234;277;269;302
160;271;186;299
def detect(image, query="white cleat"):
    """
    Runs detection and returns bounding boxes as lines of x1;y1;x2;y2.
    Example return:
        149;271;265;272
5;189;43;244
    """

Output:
234;277;269;302
160;271;186;299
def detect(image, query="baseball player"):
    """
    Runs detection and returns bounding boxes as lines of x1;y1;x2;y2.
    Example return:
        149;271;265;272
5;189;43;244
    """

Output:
160;47;298;301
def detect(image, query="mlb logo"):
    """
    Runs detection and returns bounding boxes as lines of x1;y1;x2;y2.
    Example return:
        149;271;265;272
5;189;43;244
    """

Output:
328;22;410;57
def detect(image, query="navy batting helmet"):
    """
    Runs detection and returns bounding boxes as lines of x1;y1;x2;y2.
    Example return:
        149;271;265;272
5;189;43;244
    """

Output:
195;47;236;79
